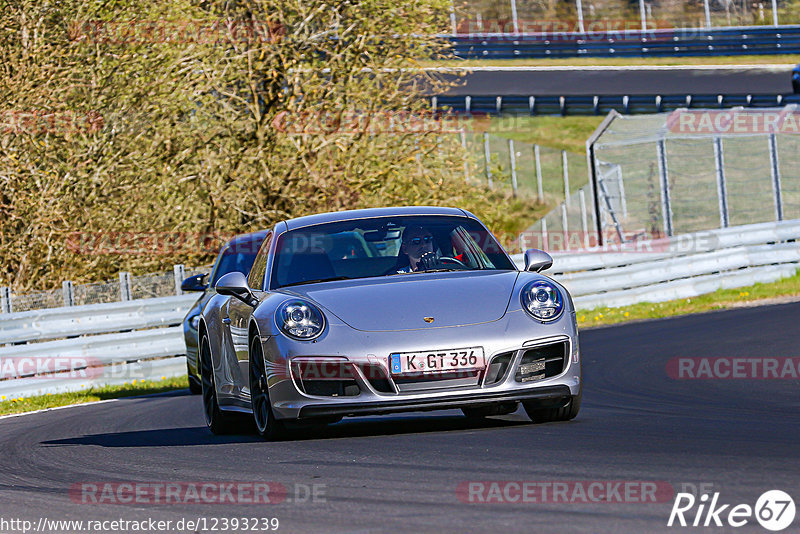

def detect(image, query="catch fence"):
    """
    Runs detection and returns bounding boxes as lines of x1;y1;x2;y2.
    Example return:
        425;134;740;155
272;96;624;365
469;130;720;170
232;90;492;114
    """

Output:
522;106;800;251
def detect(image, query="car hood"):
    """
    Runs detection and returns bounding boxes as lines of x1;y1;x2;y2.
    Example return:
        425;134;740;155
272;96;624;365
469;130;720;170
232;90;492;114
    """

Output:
281;270;520;332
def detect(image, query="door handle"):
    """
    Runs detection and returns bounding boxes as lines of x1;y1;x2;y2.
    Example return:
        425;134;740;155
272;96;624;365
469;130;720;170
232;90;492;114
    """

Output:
222;317;231;325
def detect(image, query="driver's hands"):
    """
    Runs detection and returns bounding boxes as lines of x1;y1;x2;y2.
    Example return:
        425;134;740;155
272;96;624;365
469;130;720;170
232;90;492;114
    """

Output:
417;251;438;271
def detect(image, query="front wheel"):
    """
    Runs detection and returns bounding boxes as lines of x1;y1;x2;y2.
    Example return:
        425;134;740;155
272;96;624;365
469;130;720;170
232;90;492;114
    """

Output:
523;390;581;423
249;336;286;440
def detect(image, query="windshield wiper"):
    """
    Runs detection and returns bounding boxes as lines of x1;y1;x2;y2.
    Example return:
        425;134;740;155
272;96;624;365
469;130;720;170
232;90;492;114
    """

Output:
282;276;350;287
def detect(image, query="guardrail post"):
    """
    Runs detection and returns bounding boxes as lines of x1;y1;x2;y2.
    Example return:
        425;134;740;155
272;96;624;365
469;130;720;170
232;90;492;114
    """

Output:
576;0;585;34
119;272;132;301
510;0;519;34
579;189;589;248
562;150;570;207
703;0;712;28
174;265;185;296
768;133;783;221
460;130;470;182
656;139;674;237
713;136;729;228
541;218;548;251
483;132;493;189
616;165;628;218
561;204;570;250
449;4;457;35
534;144;544;203
639;0;647;32
0;287;11;314
771;0;779;26
62;281;74;307
508;139;518;197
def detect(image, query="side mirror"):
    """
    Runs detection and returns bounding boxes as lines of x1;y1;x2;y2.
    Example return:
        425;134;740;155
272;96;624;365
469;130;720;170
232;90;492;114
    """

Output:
215;272;258;307
523;249;553;272
181;273;208;292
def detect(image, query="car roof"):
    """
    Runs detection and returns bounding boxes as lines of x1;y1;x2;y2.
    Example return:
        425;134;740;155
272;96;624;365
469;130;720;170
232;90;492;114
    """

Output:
284;206;473;230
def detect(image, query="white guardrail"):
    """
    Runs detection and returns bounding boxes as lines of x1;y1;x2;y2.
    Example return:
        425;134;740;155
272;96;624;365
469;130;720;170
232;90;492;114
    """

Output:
0;219;798;401
511;219;800;310
0;295;196;400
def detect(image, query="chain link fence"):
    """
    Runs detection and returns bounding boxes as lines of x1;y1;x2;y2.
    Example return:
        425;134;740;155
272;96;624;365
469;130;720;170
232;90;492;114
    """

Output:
523;106;800;251
456;131;587;204
450;0;800;34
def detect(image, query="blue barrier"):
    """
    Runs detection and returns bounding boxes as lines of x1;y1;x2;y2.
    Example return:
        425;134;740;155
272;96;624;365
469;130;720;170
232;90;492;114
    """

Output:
434;93;800;115
447;25;800;58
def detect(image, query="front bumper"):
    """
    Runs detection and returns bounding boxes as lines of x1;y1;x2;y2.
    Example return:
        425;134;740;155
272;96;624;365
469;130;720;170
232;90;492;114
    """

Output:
261;307;581;421
298;385;573;418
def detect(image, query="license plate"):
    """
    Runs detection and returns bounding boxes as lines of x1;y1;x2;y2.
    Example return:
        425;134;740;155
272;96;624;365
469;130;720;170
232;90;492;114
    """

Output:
389;347;485;375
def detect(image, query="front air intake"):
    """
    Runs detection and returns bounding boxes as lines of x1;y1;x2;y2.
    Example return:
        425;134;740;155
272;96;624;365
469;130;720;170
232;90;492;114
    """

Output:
291;359;360;397
483;352;514;385
515;342;567;383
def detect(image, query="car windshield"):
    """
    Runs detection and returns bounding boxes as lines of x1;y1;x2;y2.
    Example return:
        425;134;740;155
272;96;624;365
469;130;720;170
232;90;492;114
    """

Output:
210;240;261;286
270;215;515;289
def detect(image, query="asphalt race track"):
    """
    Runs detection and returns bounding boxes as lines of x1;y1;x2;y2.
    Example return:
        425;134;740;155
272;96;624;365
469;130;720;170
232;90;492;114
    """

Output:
1;302;798;533
441;65;795;96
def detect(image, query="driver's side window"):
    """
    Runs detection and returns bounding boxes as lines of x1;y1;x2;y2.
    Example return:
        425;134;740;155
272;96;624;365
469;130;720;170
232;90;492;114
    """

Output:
247;233;272;290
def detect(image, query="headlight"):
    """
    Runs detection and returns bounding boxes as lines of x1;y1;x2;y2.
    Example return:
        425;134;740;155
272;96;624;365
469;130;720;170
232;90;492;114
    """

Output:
277;299;326;340
189;315;200;330
521;280;564;322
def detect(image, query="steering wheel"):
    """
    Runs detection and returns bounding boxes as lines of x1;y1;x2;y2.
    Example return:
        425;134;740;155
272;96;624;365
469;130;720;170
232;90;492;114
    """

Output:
436;256;467;268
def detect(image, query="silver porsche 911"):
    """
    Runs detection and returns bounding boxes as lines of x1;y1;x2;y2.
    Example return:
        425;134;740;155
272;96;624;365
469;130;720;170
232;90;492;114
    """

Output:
198;206;581;439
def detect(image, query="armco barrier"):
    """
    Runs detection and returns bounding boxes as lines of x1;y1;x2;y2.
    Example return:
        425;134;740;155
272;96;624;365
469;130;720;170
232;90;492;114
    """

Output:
0;357;187;400
2;219;798;400
512;219;800;310
434;94;800;116
0;295;196;400
447;25;800;59
0;294;196;344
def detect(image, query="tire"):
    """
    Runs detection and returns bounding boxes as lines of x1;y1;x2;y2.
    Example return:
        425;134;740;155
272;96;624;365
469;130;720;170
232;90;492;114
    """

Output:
249;336;287;440
462;402;518;419
187;361;202;395
200;334;241;434
523;390;581;424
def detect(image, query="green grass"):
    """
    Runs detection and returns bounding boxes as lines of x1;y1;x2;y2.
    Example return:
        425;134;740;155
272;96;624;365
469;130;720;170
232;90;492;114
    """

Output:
577;269;800;328
488;115;605;154
423;55;798;68
0;376;189;416
457;116;602;209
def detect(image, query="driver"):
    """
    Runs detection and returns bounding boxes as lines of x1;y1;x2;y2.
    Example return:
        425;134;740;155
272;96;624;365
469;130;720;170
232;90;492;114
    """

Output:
396;225;439;273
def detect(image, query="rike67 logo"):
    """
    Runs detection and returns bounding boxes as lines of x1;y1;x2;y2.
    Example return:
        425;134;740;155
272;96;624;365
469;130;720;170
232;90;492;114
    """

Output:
668;490;796;531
